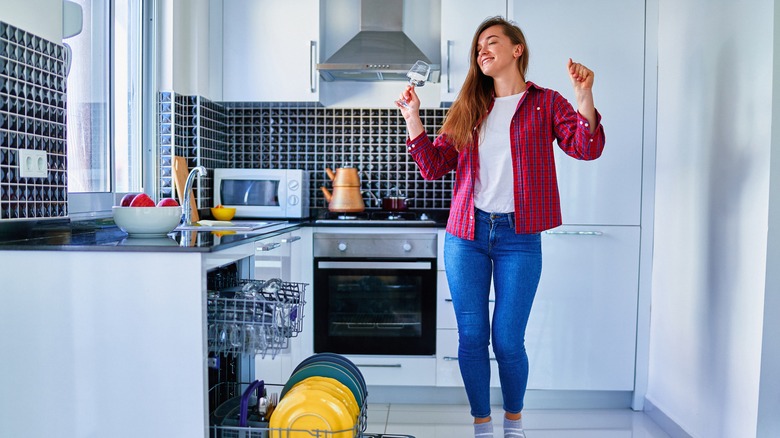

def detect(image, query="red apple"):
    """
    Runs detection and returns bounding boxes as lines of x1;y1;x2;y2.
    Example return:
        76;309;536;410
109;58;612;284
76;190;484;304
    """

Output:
157;198;179;207
129;193;155;207
119;193;140;207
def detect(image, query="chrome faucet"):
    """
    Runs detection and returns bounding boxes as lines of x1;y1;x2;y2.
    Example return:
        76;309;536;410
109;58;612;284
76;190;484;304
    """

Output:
182;165;207;226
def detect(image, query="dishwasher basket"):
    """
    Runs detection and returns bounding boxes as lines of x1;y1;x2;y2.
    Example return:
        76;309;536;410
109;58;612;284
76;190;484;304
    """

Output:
207;279;307;358
209;382;368;438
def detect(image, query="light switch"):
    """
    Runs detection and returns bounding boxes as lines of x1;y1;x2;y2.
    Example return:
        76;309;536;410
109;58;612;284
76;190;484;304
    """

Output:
18;149;48;178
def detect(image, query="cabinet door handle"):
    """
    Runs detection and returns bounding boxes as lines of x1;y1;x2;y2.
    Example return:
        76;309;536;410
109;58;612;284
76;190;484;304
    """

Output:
442;356;496;361
309;40;317;93
544;230;603;236
280;236;301;244
257;242;281;252
446;40;453;93
355;363;402;368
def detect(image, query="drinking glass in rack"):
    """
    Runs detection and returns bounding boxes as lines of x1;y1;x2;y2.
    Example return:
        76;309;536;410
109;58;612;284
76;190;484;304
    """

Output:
396;60;431;108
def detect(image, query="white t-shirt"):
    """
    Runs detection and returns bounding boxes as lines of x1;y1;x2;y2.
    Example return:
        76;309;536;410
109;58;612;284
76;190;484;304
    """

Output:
474;92;525;213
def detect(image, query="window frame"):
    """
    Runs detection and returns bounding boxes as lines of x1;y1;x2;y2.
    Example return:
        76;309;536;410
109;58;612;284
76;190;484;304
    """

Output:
66;0;156;220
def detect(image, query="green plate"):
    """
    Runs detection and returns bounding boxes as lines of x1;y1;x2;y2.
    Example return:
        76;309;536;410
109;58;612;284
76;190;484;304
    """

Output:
292;353;367;401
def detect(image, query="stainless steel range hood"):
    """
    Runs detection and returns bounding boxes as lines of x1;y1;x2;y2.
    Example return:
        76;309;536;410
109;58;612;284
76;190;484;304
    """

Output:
317;0;440;82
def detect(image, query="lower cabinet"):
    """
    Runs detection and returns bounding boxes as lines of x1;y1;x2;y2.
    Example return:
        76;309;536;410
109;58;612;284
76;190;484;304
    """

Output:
436;225;640;391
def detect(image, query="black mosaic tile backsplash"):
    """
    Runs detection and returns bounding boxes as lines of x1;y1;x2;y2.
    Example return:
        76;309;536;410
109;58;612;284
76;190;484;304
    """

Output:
158;92;229;208
160;93;453;213
0;22;67;221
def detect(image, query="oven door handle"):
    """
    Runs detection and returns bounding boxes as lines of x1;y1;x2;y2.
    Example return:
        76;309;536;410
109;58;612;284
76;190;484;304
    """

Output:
316;261;432;270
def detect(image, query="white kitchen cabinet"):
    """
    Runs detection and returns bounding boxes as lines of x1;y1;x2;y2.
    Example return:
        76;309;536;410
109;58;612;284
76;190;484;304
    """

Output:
0;246;251;438
511;0;645;226
435;226;640;391
440;0;507;102
528;225;640;390
222;0;320;102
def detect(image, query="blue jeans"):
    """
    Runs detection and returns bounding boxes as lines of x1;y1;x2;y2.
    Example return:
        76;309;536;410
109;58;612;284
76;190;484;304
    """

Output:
444;209;542;418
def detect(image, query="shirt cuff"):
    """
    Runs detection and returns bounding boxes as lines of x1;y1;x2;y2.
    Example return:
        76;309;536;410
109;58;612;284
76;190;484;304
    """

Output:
577;110;603;142
406;131;428;152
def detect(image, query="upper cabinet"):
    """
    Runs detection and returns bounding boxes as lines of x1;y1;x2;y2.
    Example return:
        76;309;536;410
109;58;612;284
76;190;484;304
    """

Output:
222;0;320;102
440;0;507;102
511;0;645;226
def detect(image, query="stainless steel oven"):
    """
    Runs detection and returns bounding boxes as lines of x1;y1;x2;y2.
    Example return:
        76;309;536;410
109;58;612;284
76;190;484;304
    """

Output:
313;232;437;355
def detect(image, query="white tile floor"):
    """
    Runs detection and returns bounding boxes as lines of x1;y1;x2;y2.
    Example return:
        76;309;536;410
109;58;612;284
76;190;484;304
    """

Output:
363;404;672;437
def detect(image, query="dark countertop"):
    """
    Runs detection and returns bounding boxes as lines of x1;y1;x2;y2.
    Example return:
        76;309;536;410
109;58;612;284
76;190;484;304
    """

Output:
0;218;305;252
0;209;447;253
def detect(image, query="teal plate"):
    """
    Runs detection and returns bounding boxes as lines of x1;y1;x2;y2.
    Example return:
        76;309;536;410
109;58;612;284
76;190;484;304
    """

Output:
292;353;367;400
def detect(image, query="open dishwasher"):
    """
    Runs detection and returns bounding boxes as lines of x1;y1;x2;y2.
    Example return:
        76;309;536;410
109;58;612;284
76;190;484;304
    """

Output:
204;230;416;438
206;263;376;438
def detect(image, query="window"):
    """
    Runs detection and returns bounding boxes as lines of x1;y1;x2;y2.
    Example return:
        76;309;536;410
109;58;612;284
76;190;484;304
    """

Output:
65;0;147;216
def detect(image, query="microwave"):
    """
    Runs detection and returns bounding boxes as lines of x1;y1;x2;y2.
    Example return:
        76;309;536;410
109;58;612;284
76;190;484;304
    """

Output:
213;168;310;219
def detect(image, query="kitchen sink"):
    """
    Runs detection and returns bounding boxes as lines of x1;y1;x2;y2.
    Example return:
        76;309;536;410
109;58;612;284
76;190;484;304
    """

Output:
175;220;287;232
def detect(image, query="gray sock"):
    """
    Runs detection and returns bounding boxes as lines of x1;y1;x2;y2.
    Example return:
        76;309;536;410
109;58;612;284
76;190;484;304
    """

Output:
474;420;493;438
503;417;525;438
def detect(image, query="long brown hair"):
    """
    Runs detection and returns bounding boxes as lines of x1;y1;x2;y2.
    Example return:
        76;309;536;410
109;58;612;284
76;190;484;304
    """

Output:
438;17;530;150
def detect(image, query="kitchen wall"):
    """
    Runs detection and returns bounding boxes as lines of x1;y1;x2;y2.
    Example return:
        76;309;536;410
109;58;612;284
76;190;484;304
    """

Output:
0;3;68;222
758;3;780;432
647;0;777;436
157;92;229;208
157;92;452;212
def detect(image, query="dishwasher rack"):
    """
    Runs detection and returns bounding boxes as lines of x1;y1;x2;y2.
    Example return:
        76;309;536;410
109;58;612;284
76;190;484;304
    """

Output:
208;279;307;358
209;382;367;438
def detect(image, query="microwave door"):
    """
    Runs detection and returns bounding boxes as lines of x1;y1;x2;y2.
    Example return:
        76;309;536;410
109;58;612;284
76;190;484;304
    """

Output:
247;180;281;206
220;180;279;207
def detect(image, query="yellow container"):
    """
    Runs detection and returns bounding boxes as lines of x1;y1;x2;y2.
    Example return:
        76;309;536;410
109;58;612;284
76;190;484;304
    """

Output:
210;206;236;221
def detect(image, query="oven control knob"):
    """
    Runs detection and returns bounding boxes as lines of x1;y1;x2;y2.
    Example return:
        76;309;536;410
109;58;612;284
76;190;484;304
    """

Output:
338;242;348;252
402;242;412;252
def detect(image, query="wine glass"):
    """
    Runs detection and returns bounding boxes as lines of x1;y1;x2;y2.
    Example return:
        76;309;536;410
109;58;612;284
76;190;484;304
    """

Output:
396;60;431;108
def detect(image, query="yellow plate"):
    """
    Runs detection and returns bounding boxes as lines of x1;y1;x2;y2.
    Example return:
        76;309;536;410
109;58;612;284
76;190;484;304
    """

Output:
270;387;354;438
291;377;359;419
289;377;360;420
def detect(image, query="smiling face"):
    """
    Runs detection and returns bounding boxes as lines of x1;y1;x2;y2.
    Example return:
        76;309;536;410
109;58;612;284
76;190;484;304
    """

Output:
476;24;524;79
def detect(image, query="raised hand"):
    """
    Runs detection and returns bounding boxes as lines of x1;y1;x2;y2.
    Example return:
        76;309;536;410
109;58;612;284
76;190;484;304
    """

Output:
567;58;594;92
567;58;596;131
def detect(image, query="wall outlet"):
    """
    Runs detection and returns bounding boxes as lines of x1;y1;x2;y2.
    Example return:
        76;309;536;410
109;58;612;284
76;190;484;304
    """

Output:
18;149;48;178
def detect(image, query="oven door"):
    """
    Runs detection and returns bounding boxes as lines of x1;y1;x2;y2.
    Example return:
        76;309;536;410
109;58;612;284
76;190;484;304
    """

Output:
313;258;436;355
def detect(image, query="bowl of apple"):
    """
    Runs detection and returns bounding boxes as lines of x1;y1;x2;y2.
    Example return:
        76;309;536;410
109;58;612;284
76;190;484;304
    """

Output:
113;193;183;237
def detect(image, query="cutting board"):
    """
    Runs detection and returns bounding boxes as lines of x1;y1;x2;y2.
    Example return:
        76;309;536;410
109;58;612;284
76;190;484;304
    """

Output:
173;156;199;223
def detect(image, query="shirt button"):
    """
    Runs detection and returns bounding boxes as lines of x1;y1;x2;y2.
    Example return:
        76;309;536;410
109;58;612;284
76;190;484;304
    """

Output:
585;123;590;127
536;107;540;110
579;121;583;125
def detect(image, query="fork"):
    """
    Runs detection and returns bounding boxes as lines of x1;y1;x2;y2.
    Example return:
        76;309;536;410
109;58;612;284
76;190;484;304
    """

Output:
265;392;278;421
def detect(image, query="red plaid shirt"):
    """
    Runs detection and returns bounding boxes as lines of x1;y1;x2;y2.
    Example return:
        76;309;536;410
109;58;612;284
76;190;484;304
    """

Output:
407;82;605;240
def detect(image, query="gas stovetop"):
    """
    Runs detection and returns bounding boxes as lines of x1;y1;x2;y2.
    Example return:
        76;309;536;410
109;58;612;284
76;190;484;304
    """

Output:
314;210;439;225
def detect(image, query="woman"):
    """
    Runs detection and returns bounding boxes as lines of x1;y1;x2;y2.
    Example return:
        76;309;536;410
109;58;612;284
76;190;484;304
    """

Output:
396;16;605;438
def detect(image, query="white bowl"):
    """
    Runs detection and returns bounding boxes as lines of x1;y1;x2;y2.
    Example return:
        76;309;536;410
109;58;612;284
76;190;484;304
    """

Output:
112;206;183;236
